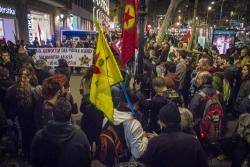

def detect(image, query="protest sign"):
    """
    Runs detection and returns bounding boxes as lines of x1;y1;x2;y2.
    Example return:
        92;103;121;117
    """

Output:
33;48;93;67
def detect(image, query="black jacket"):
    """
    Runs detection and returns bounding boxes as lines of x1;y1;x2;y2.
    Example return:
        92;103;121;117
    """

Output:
142;128;208;167
31;121;91;167
189;84;218;120
147;94;169;133
236;79;250;106
4;85;37;126
0;78;14;102
80;96;104;145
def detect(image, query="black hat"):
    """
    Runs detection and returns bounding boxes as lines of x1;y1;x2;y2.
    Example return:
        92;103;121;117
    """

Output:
158;102;181;124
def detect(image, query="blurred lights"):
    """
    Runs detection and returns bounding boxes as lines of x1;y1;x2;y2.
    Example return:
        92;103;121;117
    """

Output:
208;6;212;10
60;14;64;19
211;1;215;5
55;15;60;21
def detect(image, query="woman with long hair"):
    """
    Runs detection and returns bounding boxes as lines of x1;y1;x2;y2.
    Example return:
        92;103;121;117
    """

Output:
4;67;37;162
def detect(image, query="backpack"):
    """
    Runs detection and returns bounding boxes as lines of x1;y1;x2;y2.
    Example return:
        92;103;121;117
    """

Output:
97;123;129;166
199;91;223;142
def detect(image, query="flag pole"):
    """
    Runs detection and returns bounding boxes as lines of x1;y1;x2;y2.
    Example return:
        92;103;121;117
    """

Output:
120;82;136;114
136;0;147;82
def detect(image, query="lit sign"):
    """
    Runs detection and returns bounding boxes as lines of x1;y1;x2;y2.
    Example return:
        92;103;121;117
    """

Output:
27;14;33;44
0;5;16;16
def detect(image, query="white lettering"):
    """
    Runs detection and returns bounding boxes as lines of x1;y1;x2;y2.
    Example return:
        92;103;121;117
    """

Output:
27;14;33;44
0;6;16;16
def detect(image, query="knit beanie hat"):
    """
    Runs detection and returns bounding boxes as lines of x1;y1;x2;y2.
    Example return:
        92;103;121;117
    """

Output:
158;102;181;125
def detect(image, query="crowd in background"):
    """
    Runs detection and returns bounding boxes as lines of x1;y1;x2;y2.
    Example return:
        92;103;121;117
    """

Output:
0;30;250;167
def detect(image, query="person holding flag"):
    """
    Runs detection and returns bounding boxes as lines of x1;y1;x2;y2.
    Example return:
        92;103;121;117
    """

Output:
90;20;123;120
90;20;149;163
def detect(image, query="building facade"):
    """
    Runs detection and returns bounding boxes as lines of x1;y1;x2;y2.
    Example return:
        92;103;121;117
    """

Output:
0;0;95;45
93;0;110;31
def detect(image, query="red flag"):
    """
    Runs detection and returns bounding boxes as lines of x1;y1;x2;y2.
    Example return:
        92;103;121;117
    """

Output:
120;0;137;66
184;30;191;43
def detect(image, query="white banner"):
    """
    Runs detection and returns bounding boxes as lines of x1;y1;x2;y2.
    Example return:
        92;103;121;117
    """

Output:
33;48;94;67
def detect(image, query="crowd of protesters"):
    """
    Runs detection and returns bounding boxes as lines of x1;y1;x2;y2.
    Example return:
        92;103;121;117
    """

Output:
0;30;250;167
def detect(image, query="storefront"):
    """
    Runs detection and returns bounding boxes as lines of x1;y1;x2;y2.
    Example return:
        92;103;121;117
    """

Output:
27;10;53;44
0;4;18;43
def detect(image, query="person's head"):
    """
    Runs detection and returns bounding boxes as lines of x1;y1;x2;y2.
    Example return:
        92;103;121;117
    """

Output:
1;51;10;63
195;71;212;87
197;57;210;71
53;97;72;122
34;37;38;41
217;54;226;66
35;59;48;70
241;47;249;57
177;50;187;60
22;63;35;74
242;64;250;80
179;108;193;131
0;67;10;80
18;67;31;86
224;56;234;66
211;45;218;55
42;74;66;100
152;77;166;94
58;58;68;67
16;68;33;108
158;102;181;131
165;62;176;74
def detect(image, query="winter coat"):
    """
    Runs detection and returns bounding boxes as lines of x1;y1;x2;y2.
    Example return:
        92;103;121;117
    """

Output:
146;94;169;133
0;78;14;102
175;60;187;90
239;95;250;114
4;84;37;126
112;109;148;159
31;121;91;167
80;97;104;145
236;79;250;107
142;129;208;167
189;84;219;121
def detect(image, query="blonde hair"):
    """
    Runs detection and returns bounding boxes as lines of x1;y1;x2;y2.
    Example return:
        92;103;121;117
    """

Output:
179;107;193;130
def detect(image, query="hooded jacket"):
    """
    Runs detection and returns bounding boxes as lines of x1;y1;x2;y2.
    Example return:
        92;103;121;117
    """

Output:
112;109;148;159
31;121;91;167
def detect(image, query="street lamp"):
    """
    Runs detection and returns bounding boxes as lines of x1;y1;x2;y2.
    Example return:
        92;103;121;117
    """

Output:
211;1;215;5
206;6;212;25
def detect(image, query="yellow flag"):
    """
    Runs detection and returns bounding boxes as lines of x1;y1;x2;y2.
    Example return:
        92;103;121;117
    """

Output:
90;21;123;120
